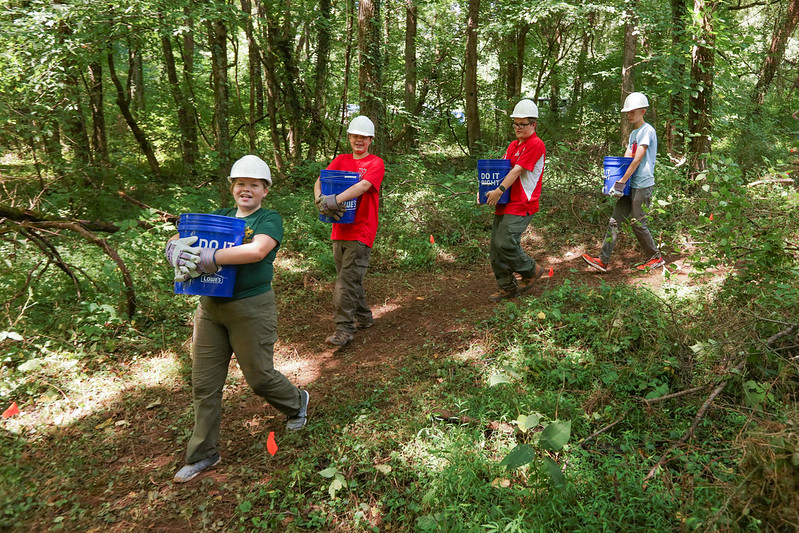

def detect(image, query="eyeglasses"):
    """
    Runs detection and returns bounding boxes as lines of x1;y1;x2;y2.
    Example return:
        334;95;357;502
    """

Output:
512;122;534;129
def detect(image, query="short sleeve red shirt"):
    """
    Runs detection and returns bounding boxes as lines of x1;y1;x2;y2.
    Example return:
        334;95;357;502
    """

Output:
495;133;546;216
327;153;384;247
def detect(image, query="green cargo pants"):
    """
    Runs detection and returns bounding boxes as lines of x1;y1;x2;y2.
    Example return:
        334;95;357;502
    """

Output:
490;213;536;291
332;240;373;334
185;290;301;464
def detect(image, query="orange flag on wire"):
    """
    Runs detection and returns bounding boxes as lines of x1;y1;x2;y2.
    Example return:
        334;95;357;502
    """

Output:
267;431;278;456
3;402;20;418
548;266;554;277
429;235;435;244
709;213;714;221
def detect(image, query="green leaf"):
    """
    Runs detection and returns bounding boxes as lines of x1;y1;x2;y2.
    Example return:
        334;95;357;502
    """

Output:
515;413;541;433
542;456;566;488
318;467;338;478
328;477;345;499
489;374;511;386
540;420;571;451
499;444;536;470
238;501;252;513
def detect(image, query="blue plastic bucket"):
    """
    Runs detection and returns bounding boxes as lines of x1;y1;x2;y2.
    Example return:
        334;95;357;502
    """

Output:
603;157;634;195
319;171;359;224
477;159;512;204
174;213;246;297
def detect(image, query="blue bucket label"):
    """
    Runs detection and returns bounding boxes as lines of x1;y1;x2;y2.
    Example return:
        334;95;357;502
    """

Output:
477;161;512;204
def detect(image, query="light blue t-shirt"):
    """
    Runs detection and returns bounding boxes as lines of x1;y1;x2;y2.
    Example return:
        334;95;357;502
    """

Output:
629;122;657;189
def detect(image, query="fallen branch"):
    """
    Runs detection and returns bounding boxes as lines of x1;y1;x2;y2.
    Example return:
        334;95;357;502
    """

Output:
746;178;794;187
117;190;178;224
642;357;747;486
579;418;623;447
430;409;515;434
644;385;710;405
20;221;136;318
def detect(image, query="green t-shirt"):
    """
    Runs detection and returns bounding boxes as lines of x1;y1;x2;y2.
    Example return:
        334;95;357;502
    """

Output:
212;207;283;300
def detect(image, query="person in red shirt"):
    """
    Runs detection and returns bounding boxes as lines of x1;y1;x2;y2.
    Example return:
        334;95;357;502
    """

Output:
314;116;385;346
484;99;546;301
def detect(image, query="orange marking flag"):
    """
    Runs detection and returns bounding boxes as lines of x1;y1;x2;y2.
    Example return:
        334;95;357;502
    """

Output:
548;266;554;277
429;235;435;244
267;431;278;456
3;402;20;418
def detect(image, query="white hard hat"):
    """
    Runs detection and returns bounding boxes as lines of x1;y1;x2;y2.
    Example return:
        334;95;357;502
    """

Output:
228;155;272;186
347;116;375;137
510;99;539;119
621;92;649;112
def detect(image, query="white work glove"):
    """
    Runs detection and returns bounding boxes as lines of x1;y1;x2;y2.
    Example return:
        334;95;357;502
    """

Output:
165;236;200;268
174;265;201;283
609;181;627;198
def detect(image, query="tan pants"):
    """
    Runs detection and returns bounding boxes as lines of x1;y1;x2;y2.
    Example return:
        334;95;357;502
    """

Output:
185;290;301;464
332;240;373;334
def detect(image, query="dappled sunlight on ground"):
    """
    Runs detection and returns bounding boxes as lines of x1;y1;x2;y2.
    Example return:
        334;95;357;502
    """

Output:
4;352;184;433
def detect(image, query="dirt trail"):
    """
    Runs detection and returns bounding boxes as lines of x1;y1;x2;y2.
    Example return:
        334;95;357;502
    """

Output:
19;243;697;531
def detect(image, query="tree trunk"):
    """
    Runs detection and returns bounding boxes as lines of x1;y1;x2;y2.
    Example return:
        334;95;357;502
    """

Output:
548;22;563;122
666;0;688;156
128;45;145;112
181;4;199;173
276;23;305;163
306;0;332;160
161;25;197;174
334;0;355;157
56;14;91;166
256;0;286;175
208;19;231;200
87;61;109;166
687;0;718;174
621;1;638;145
464;0;481;153
403;0;418;149
241;0;259;152
751;0;799;105
107;52;161;178
571;13;594;122
359;0;384;151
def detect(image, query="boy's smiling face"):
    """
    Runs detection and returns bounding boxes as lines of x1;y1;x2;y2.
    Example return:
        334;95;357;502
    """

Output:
231;177;268;214
349;134;372;158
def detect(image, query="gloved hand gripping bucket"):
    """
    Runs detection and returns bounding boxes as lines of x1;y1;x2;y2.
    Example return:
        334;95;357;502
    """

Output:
603;157;634;196
319;170;359;224
174;213;246;297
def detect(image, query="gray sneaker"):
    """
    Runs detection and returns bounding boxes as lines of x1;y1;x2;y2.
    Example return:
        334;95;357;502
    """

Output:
287;390;309;431
173;453;221;484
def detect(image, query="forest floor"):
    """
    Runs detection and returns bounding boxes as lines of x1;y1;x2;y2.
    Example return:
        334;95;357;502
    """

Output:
13;233;713;531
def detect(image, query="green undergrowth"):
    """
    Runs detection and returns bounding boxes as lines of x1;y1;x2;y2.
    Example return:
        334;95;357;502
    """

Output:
1;146;798;530
229;278;797;531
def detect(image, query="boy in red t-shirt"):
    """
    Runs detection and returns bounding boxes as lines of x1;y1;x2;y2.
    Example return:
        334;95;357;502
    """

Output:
314;116;385;345
484;99;547;301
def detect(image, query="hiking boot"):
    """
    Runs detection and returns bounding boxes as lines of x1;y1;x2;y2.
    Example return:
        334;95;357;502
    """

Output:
355;318;374;330
325;330;353;346
489;287;517;302
517;264;545;295
582;254;608;272
635;257;665;271
287;390;309;431
173;453;221;484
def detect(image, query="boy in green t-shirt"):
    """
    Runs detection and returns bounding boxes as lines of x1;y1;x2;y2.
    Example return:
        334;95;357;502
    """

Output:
164;155;309;484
